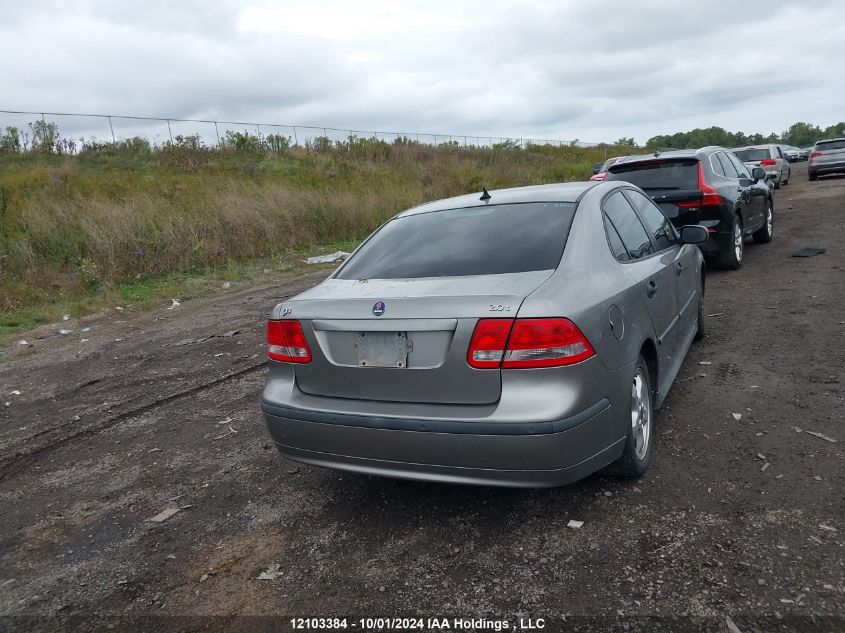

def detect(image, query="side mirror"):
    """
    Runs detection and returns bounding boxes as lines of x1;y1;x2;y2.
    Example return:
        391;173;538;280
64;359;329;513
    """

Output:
592;163;602;175
751;167;766;181
679;225;709;244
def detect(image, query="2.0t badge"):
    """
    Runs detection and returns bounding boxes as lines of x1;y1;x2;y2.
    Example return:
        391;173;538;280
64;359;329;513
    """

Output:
372;301;386;317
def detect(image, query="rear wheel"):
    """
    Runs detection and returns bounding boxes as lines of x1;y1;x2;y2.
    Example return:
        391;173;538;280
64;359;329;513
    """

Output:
773;176;781;190
718;214;744;270
613;357;654;477
809;171;817;181
753;199;773;244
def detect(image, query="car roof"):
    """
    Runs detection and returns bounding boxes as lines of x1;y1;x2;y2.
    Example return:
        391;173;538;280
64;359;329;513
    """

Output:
397;182;598;217
815;137;845;145
610;147;717;166
732;144;777;150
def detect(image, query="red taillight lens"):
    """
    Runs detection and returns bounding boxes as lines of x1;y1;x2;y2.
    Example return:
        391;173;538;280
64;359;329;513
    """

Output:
467;319;513;368
503;318;595;368
810;151;822;158
760;159;776;166
677;162;721;208
267;320;312;363
468;318;595;369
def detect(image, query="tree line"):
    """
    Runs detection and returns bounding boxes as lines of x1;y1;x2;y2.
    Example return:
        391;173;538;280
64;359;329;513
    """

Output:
645;121;845;150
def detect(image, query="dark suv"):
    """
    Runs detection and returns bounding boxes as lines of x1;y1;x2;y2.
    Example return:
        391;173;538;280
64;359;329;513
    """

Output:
604;147;773;270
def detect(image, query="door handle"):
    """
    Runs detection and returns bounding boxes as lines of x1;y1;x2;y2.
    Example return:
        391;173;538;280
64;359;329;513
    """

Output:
646;281;658;298
674;261;683;276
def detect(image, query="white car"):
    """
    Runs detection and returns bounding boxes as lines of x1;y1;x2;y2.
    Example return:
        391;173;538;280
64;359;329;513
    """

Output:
731;145;791;189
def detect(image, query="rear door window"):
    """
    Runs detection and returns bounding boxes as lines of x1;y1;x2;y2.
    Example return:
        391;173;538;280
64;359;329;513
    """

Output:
624;189;678;251
718;152;740;178
602;192;655;260
727;153;751;179
336;202;577;279
605;159;698;190
604;219;629;262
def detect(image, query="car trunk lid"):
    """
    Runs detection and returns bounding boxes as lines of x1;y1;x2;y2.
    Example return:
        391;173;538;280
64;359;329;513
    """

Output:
285;272;554;404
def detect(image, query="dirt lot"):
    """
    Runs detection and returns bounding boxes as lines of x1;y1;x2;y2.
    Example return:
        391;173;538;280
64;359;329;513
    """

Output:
1;163;843;633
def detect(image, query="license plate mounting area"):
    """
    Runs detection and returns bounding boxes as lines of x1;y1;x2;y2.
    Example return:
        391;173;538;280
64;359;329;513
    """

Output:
355;331;411;368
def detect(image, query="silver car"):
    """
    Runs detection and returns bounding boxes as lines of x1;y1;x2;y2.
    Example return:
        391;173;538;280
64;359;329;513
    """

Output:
808;138;845;181
261;182;708;487
731;144;791;189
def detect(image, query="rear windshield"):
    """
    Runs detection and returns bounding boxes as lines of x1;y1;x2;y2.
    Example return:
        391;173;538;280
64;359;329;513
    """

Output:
733;148;771;161
816;139;845;151
605;159;698;190
336;202;576;279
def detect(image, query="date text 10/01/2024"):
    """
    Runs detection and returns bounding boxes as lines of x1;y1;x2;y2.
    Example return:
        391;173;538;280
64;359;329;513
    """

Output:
290;617;546;630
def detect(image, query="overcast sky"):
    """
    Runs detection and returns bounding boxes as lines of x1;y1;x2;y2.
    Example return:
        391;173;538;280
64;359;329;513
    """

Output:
1;0;843;145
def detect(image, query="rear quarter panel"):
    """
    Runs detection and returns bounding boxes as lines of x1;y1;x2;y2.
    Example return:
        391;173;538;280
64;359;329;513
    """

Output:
517;183;657;374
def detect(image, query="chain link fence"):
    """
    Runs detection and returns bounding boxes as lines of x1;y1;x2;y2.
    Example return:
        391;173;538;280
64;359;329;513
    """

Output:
0;109;612;154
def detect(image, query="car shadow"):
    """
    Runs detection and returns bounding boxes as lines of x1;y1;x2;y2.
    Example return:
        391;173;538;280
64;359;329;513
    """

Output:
313;465;636;530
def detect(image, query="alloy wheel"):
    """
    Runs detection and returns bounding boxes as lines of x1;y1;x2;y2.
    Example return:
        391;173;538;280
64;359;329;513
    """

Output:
630;368;652;461
734;220;743;263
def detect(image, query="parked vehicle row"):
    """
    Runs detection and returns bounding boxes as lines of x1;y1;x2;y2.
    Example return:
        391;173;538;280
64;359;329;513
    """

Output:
258;136;814;490
781;145;810;162
261;180;711;488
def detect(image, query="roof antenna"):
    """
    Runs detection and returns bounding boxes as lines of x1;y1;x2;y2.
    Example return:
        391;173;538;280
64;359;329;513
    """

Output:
480;187;491;202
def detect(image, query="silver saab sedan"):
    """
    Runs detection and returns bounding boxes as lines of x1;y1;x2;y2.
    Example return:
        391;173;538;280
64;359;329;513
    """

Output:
261;181;708;487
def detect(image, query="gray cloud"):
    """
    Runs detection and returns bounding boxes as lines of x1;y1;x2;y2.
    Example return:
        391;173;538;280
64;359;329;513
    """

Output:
1;0;842;145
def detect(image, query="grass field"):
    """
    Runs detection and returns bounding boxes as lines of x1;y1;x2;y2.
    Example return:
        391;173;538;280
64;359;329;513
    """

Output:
0;135;628;340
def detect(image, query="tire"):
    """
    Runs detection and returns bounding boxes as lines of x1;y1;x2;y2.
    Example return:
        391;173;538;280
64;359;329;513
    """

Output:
753;198;774;244
612;356;655;477
718;214;744;270
809;171;817;182
773;176;781;190
694;279;705;341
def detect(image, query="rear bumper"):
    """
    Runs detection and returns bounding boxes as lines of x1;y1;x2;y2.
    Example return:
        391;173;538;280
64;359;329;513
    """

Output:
809;161;845;176
261;399;623;488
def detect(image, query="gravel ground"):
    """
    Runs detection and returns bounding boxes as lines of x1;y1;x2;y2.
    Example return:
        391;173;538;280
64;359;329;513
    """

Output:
1;163;843;633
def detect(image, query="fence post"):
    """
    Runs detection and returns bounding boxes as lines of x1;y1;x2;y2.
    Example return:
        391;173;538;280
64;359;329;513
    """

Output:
214;121;221;147
292;125;298;146
108;116;116;143
166;119;173;143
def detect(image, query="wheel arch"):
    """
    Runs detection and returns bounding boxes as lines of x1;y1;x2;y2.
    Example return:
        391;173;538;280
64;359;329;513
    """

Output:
639;338;659;398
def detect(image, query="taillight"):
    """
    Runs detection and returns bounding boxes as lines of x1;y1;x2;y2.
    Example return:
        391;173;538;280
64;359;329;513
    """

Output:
468;318;595;369
467;319;513;368
677;162;721;208
267;320;312;363
760;159;776;166
810;151;822;158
